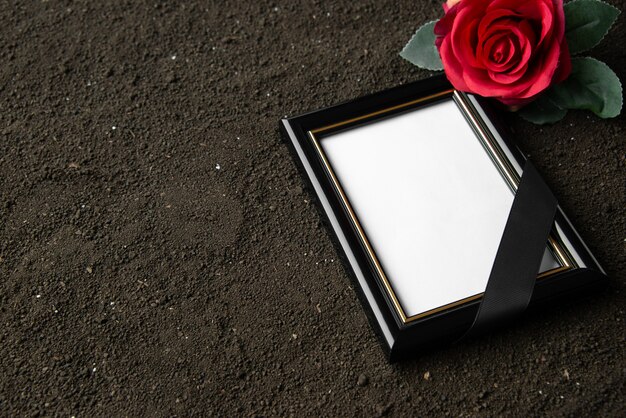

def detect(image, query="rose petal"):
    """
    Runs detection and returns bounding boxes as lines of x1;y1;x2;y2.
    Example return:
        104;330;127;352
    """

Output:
464;68;531;97
439;37;470;92
508;31;563;100
481;34;518;72
478;20;535;75
478;8;521;39
488;63;528;84
516;0;555;46
552;37;571;83
451;7;483;68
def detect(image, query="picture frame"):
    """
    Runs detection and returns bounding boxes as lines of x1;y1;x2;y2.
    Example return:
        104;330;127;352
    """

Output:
280;75;607;361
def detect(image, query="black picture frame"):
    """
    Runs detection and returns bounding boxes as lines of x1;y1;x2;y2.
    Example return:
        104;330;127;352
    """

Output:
280;75;607;361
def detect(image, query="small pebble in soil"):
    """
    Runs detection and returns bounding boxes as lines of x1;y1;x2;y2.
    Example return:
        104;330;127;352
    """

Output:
423;371;431;380
375;404;391;416
357;374;369;387
215;164;221;170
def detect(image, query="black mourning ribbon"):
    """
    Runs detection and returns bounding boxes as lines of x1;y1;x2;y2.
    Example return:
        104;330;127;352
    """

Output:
462;160;557;339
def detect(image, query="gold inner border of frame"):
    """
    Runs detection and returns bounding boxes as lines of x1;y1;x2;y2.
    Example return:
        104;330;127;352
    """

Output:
308;89;575;324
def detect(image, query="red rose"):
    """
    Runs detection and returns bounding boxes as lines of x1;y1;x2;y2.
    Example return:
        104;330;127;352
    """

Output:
434;0;571;107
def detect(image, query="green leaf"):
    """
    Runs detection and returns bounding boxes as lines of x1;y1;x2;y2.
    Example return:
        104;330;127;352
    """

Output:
518;95;568;125
547;57;622;118
564;0;620;54
400;21;443;71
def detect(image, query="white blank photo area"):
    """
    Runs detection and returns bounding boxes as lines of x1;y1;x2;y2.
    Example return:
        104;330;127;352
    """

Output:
320;99;560;318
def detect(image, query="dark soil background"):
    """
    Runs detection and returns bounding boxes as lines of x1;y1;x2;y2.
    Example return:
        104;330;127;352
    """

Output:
0;0;624;416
